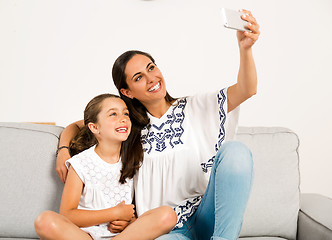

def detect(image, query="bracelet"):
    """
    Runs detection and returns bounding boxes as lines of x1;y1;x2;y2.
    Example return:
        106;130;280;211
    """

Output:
56;146;70;157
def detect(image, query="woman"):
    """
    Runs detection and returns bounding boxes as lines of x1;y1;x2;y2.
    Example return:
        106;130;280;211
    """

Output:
57;9;260;240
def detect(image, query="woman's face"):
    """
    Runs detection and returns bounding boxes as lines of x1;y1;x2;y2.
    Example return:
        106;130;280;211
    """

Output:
121;54;167;106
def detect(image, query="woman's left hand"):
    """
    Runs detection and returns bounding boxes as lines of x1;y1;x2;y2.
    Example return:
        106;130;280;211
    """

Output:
237;9;260;50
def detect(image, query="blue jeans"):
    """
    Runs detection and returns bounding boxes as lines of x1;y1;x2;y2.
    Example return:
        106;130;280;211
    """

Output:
156;141;254;240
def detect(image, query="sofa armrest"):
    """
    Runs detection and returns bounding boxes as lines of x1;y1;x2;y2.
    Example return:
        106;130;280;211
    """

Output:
297;193;332;240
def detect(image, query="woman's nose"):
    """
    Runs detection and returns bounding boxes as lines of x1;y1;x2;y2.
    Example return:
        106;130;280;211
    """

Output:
146;73;154;83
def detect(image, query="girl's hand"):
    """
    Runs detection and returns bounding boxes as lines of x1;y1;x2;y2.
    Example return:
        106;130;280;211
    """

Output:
108;215;136;233
237;9;260;50
108;220;130;233
114;201;135;221
56;148;71;183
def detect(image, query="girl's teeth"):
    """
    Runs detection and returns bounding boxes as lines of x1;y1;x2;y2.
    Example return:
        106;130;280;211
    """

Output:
116;128;127;132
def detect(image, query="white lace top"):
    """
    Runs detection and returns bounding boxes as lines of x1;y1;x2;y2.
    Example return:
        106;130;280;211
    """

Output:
66;145;133;239
134;88;240;229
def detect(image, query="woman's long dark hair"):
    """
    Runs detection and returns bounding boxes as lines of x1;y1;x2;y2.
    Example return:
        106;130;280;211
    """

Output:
112;50;176;129
69;93;143;184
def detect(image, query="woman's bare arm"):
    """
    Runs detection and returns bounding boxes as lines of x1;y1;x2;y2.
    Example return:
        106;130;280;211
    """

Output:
227;9;260;113
227;48;257;112
56;120;84;183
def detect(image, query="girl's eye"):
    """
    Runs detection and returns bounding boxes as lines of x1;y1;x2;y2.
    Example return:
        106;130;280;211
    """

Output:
148;65;155;71
124;112;129;116
110;112;117;116
136;75;142;81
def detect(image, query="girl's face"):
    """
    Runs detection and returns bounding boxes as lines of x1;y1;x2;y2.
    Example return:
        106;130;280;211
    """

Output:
120;54;167;106
90;98;131;143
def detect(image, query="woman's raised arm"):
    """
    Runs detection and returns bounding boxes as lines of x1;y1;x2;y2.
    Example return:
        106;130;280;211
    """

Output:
56;120;84;183
227;9;260;113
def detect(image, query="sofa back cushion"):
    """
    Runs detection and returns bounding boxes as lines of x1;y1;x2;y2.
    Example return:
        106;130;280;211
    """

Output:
0;123;64;238
237;127;300;240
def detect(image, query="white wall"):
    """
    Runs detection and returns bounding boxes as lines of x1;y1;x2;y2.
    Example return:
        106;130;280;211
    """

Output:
1;0;331;198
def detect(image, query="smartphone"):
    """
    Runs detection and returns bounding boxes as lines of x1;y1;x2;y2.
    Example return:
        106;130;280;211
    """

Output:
221;8;252;32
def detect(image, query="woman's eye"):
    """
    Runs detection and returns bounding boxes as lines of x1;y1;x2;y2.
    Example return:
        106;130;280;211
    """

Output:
124;112;129;116
110;112;117;116
136;75;142;81
148;65;155;71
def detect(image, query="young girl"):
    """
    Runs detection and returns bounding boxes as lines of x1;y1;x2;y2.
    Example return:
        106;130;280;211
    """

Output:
34;93;177;240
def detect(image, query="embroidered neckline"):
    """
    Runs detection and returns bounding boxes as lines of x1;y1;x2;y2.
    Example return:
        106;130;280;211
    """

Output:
142;98;186;154
146;99;181;122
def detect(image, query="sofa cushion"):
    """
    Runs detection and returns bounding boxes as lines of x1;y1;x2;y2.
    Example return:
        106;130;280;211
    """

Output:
237;127;300;240
0;123;64;238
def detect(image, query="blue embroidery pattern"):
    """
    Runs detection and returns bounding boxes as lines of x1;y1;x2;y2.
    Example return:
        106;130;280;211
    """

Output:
200;89;226;173
141;99;187;154
173;196;202;229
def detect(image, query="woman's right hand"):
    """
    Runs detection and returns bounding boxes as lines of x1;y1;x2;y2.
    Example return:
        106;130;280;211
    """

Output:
114;201;135;221
56;148;71;183
56;120;84;183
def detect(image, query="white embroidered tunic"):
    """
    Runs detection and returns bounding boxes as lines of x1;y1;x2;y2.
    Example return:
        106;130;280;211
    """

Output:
65;145;133;239
134;88;240;228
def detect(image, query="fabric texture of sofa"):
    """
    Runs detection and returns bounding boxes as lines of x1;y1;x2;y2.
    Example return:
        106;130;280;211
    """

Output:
0;122;331;239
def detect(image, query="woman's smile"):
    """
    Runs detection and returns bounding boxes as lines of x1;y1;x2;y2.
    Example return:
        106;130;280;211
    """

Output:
148;81;161;92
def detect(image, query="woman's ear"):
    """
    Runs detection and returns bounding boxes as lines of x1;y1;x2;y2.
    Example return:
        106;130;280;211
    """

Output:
88;122;99;134
120;88;133;99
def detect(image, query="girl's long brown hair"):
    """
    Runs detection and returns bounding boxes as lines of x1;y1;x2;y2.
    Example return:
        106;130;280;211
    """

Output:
69;93;143;184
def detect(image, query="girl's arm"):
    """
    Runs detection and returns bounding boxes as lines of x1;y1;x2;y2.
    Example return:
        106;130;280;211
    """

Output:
227;9;260;113
56;120;84;183
60;166;135;228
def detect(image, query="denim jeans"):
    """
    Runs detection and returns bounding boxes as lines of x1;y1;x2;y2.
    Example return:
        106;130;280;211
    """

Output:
155;141;254;240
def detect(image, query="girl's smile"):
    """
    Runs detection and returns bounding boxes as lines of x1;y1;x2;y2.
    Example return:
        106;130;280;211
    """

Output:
115;126;129;133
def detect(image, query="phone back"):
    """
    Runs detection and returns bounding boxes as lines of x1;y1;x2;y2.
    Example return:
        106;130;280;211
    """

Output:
221;8;250;32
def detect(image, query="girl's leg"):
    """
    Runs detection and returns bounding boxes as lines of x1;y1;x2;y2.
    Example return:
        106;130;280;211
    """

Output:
113;206;177;240
193;141;254;240
34;211;92;240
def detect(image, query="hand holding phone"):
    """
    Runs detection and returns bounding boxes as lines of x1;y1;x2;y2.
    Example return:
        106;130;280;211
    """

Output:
221;8;252;32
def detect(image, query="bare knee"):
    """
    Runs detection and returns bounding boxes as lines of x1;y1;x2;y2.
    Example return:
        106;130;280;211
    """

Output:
158;206;177;233
34;211;61;238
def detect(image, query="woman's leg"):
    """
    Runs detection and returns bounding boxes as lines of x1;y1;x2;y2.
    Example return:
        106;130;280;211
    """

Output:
154;224;193;240
155;233;191;240
113;206;177;240
193;141;254;240
34;211;92;240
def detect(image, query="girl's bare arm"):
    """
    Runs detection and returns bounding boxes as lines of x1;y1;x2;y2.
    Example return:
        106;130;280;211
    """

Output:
60;166;134;227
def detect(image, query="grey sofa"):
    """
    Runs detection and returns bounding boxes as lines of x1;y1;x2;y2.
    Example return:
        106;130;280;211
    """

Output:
0;122;331;240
